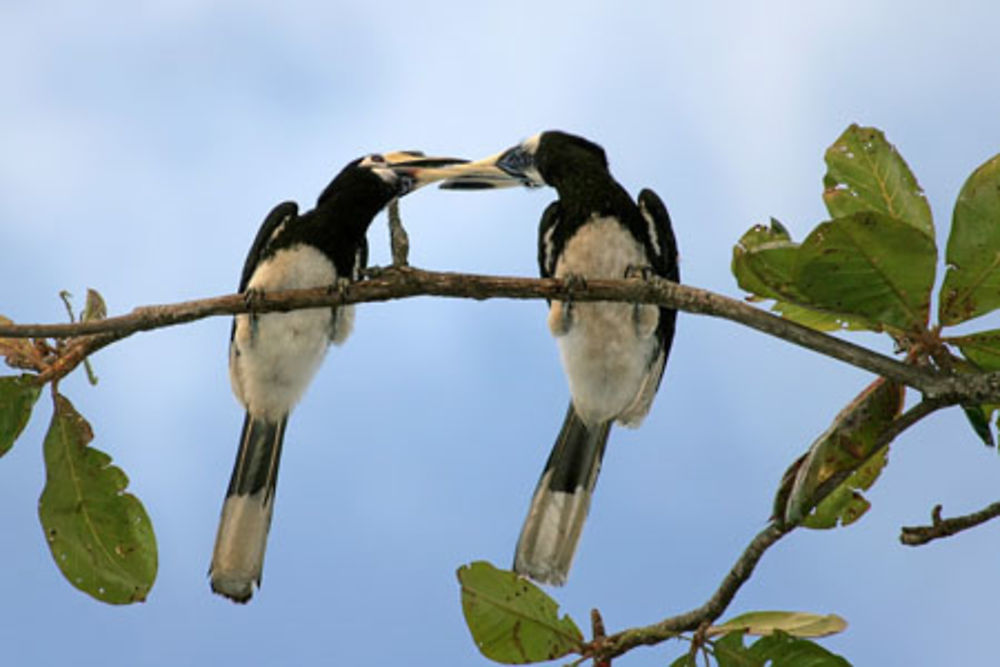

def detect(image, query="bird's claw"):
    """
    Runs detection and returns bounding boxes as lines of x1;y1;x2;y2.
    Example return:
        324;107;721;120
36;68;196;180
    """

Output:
326;277;352;304
624;265;659;339
624;264;655;281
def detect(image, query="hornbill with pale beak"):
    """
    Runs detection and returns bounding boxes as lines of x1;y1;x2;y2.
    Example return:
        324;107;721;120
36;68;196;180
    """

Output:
211;151;471;602
443;131;679;585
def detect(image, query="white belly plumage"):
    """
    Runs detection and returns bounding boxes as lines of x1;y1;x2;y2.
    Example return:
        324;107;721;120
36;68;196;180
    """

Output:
229;244;353;421
550;216;660;428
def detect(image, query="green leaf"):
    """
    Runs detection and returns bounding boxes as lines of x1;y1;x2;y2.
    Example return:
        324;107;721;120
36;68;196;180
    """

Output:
796;212;937;333
712;611;847;639
713;631;762;667
823;124;933;238
949;329;1000;372
784;378;905;528
732;220;801;302
939;154;1000;326
669;653;699;667
961;404;995;447
38;393;157;604
0;374;41;457
457;561;583;664
748;631;852;666
732;220;873;331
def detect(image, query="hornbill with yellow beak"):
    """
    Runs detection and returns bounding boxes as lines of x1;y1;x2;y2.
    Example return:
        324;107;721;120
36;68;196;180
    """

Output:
211;151;471;602
443;131;679;585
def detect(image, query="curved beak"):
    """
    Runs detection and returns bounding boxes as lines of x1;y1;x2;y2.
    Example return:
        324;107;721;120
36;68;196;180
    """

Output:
437;145;543;190
381;151;481;194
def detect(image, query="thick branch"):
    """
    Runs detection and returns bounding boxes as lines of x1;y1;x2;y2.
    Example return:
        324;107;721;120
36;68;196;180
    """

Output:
900;501;1000;546
0;266;974;400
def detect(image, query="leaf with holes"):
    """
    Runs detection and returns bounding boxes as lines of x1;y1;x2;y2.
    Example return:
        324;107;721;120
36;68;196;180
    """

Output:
732;220;872;331
823;124;933;238
940;154;1000;325
796;212;936;333
38;393;157;604
783;378;904;528
0;374;41;457
458;561;583;664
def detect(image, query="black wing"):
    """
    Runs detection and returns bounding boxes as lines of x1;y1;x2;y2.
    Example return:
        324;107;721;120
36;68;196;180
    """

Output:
637;188;679;383
636;189;678;283
238;201;299;292
536;201;562;279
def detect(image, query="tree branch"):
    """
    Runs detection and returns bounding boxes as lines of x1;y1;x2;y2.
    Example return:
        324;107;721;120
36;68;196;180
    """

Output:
585;397;944;662
1;265;978;401
589;522;791;662
900;501;1000;546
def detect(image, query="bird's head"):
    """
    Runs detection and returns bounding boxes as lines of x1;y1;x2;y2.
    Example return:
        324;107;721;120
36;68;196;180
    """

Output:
438;131;608;190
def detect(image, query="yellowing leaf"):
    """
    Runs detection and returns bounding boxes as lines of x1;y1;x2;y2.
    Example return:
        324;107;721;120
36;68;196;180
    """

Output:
712;610;848;639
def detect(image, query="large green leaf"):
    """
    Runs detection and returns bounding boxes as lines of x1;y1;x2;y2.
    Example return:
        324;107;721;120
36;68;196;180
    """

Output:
940;154;1000;325
457;561;583;664
712;631;761;667
783;378;905;528
712;611;847;639
0;374;41;457
732;220;872;331
748;632;852;666
949;329;1000;371
796;212;937;333
823;124;933;238
38;393;157;604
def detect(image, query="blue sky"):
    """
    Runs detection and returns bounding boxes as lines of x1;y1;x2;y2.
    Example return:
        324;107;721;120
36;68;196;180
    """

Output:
3;2;1000;665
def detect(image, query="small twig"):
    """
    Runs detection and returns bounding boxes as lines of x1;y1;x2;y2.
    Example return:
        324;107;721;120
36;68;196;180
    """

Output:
689;621;710;664
589;609;611;667
900;501;1000;546
387;199;409;266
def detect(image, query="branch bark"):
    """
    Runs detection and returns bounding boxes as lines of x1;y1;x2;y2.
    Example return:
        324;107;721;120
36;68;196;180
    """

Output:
589;522;791;661
1;265;984;402
586;398;943;662
900;501;1000;546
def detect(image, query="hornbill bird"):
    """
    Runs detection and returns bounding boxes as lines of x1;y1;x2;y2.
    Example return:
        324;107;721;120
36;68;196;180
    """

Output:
442;131;679;585
211;151;471;603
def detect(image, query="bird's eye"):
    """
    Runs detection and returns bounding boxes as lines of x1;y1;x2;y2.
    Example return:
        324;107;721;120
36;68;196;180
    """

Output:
368;154;386;164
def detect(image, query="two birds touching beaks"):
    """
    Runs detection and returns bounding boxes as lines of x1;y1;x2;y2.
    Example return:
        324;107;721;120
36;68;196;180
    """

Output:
209;131;680;603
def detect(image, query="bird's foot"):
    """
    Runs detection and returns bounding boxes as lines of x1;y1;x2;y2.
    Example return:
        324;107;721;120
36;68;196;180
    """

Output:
624;265;658;339
549;273;586;336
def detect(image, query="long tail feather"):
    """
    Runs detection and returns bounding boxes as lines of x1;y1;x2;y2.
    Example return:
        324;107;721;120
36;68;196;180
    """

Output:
514;403;611;585
210;413;287;603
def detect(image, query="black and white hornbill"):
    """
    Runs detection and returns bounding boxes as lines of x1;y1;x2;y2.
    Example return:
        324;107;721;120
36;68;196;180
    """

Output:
443;131;679;585
211;151;470;603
